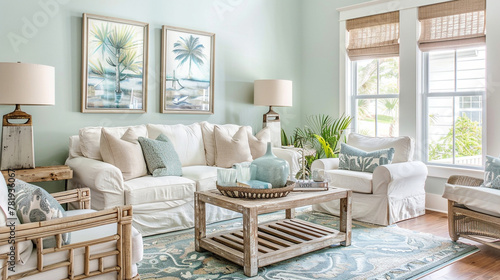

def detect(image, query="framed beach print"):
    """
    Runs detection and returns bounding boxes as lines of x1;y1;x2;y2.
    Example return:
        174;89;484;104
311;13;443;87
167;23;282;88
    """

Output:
81;13;149;113
161;26;215;114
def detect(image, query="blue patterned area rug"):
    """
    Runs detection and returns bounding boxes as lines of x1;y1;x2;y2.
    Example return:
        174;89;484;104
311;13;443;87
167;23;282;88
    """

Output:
138;210;477;280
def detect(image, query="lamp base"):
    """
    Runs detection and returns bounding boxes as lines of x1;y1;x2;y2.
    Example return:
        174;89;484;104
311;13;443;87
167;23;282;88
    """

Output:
1;105;35;170
263;106;282;148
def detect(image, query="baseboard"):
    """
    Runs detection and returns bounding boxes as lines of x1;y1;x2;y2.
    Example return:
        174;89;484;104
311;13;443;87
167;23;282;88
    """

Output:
425;193;448;213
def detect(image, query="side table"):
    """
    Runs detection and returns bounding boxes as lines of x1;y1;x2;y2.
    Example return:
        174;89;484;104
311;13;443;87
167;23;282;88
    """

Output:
1;165;73;184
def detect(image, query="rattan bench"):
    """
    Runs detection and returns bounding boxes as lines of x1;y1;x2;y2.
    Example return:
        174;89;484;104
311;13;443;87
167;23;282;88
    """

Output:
446;175;500;249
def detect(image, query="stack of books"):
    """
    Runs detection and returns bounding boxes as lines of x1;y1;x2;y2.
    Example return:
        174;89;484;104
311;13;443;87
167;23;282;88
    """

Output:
293;180;329;191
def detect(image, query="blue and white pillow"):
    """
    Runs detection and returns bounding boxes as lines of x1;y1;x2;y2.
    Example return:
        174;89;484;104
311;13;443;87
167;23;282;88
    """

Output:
339;143;395;173
138;134;183;177
481;155;500;190
14;179;70;248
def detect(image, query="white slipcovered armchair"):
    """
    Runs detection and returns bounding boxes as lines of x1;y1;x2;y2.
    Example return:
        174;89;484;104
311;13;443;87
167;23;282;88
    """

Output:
312;133;428;225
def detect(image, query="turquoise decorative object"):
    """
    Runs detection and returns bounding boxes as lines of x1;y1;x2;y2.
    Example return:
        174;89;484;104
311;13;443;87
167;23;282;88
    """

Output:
251;142;289;188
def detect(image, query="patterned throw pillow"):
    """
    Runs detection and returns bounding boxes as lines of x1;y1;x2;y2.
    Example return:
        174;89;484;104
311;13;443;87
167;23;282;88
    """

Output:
138;134;183;177
481;155;500;189
339;143;395;173
14;180;70;248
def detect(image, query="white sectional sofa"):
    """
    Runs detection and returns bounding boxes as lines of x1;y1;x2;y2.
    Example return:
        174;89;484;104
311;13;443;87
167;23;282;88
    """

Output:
66;122;300;236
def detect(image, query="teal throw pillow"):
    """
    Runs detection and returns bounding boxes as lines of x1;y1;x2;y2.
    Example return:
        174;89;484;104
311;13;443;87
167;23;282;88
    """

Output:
481;155;500;189
14;179;70;248
139;134;183;177
339;143;395;173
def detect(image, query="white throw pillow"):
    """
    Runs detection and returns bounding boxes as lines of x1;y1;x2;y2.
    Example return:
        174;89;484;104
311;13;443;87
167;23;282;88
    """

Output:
347;133;414;163
200;122;252;166
147;123;206;167
100;127;148;181
248;126;271;159
214;126;253;168
79;125;148;161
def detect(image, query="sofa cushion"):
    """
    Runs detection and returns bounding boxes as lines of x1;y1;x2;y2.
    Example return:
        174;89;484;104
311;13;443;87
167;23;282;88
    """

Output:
0;176;33;265
100;127;148;181
248;127;271;159
68;135;83;159
182;165;219;192
347;133;414;163
124;176;196;205
79;125;148;161
443;183;500;217
138;134;182;177
339;143;395;173
214;126;253;168
147;123;206;167
200;122;252;166
325;169;373;194
481;155;500;189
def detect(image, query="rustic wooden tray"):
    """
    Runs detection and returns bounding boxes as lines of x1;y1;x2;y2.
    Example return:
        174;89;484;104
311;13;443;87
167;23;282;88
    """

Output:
216;180;295;199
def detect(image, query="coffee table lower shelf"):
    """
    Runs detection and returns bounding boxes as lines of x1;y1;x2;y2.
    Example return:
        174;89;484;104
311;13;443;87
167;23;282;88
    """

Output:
199;218;346;269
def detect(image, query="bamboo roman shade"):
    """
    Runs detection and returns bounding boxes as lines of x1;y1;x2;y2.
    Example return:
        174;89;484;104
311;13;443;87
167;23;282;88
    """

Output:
346;11;400;61
418;0;486;51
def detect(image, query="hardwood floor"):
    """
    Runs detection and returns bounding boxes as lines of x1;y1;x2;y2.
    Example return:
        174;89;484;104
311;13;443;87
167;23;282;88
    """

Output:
396;210;500;280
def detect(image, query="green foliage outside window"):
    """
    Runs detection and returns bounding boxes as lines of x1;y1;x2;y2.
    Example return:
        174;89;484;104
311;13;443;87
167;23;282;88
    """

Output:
356;58;399;137
428;114;482;161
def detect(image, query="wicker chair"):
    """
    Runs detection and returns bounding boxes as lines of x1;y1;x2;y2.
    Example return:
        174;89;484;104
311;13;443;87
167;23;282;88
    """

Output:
446;175;500;249
0;188;141;279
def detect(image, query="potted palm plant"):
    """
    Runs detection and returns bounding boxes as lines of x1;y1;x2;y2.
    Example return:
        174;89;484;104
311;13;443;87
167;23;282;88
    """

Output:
282;114;352;179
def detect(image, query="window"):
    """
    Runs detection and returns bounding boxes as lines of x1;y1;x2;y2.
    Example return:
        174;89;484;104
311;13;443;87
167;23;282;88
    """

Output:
423;47;485;167
340;0;490;174
351;57;400;137
346;11;400;137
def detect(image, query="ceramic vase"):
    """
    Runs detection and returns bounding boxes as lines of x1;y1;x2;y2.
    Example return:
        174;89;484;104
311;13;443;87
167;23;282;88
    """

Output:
251;142;290;188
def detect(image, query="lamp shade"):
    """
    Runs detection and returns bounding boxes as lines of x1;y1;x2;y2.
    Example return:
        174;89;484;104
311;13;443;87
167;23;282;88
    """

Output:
254;79;292;107
0;62;55;105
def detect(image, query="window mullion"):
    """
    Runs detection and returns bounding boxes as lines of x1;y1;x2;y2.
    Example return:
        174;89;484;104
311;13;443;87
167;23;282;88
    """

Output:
375;59;380;136
352;62;357;133
452;50;458;165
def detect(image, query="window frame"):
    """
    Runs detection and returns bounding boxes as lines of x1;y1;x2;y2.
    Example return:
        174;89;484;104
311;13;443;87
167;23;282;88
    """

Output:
421;49;486;169
351;58;400;137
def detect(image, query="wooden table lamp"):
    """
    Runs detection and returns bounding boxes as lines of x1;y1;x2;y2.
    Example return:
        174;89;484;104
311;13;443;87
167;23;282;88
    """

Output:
0;62;55;170
254;79;292;147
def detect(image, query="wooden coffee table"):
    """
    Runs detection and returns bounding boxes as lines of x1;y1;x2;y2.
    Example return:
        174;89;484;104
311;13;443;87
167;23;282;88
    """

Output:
194;188;352;277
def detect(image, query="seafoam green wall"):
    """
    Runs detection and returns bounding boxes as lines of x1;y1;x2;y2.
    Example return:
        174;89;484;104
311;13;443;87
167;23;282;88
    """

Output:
0;0;302;191
300;0;368;119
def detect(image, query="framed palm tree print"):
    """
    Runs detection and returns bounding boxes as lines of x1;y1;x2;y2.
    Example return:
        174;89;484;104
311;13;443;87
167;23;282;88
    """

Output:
81;13;149;113
161;26;215;114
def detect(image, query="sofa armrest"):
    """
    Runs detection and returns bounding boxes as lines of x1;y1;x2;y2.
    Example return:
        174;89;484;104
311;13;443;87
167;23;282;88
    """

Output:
372;161;428;196
65;157;125;209
272;147;301;179
311;158;340;171
0;206;137;279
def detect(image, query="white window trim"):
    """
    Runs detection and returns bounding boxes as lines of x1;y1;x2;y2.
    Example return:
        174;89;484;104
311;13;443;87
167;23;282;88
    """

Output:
339;0;500;176
427;165;483;179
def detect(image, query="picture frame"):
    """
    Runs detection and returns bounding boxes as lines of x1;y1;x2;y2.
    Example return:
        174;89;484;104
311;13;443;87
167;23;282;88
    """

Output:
81;13;149;113
161;26;215;114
